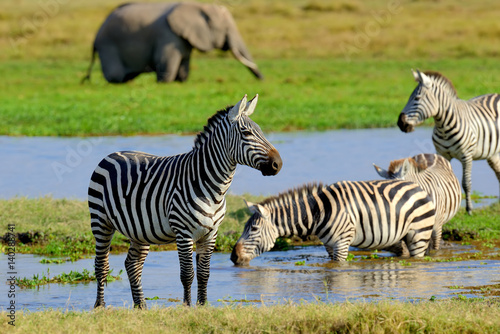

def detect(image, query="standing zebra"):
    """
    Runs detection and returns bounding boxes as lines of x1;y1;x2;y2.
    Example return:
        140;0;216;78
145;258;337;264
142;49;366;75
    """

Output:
88;95;282;309
231;180;435;265
374;153;461;251
398;70;500;214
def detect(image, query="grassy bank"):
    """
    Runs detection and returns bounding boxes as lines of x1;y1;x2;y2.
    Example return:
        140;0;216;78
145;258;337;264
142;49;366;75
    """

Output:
2;299;500;333
2;0;500;136
0;195;263;259
2;197;499;260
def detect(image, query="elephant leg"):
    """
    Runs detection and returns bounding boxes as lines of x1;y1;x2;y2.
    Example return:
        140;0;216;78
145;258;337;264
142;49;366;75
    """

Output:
98;46;129;83
195;236;216;305
125;241;150;309
176;237;194;306
155;48;182;83
460;157;474;215
175;57;190;82
487;153;500;201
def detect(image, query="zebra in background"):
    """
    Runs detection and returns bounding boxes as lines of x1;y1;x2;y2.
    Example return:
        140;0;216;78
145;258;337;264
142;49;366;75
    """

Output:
231;180;436;265
398;70;500;214
88;95;282;309
374;153;461;251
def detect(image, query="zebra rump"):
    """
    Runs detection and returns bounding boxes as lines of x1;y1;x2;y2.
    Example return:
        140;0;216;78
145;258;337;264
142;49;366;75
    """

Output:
231;180;436;265
374;153;461;251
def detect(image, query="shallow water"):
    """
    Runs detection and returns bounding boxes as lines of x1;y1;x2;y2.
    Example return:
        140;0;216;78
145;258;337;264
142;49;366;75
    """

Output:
1;128;498;205
2;243;499;311
2;128;499;312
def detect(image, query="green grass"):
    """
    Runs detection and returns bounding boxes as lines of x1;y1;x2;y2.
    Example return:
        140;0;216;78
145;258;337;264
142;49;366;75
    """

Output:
2;299;500;333
0;195;263;258
443;202;500;241
2;0;500;136
16;268;122;289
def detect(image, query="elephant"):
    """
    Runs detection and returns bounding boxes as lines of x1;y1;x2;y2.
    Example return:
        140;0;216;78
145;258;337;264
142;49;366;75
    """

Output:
81;2;263;83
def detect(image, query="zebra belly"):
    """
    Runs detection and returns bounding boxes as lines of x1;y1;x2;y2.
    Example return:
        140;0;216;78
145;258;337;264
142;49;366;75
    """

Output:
106;200;176;245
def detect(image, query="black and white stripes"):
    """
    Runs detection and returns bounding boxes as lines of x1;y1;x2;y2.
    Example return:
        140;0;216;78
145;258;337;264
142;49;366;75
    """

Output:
231;180;435;265
374;153;461;251
89;95;282;308
398;70;500;214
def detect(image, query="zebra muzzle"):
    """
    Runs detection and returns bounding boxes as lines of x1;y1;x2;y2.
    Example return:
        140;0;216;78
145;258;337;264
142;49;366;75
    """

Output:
258;149;283;176
397;113;415;133
230;242;250;266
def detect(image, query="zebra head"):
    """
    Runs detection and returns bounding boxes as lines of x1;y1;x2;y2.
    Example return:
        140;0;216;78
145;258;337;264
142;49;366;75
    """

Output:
230;201;278;266
227;95;282;176
398;70;439;133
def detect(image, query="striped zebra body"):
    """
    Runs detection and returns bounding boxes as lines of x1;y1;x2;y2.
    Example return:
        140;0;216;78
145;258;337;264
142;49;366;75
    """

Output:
374;153;461;251
231;180;435;265
398;70;500;214
89;95;282;308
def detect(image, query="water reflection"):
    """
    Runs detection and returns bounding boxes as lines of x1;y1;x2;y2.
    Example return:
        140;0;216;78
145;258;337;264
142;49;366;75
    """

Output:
1;128;498;204
3;244;498;311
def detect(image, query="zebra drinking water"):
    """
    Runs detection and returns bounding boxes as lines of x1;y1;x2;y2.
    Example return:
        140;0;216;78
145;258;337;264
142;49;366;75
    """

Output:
231;180;435;265
88;95;282;309
374;153;461;251
397;70;500;214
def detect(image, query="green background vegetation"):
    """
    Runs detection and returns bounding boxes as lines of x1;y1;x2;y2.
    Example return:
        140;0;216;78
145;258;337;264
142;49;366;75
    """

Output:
2;0;500;135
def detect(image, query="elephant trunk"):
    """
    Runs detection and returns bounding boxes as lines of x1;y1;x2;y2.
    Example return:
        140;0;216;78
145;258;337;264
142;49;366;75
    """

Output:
228;32;263;80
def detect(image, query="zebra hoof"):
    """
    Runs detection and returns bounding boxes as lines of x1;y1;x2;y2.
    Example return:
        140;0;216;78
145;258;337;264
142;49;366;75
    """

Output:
94;300;105;309
134;302;148;310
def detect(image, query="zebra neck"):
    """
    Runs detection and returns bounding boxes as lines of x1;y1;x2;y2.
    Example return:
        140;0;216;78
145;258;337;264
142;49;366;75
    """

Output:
190;127;237;202
433;95;466;132
431;83;464;129
267;189;318;239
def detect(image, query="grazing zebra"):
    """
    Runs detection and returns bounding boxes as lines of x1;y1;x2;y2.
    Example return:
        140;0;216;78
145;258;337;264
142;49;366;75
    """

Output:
231;180;436;265
88;95;282;309
397;70;500;214
374;153;461;251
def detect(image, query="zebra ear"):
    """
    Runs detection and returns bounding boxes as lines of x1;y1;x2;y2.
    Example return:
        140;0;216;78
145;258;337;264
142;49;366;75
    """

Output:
228;94;248;123
398;159;412;178
244;94;259;116
413;69;432;88
373;164;390;179
244;199;256;213
412;69;419;82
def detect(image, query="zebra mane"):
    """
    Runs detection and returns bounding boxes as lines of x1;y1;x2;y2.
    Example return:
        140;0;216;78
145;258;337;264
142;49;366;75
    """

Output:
193;106;233;149
423;71;457;96
388;153;436;173
260;182;325;207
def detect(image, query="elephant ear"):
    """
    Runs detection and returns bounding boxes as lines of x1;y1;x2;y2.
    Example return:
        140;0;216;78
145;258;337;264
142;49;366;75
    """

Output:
166;3;215;52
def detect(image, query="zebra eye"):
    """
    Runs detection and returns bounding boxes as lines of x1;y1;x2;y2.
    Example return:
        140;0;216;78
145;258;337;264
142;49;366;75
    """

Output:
241;129;253;137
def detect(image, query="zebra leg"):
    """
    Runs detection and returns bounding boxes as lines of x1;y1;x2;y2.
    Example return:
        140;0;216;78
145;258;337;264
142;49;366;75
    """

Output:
176;237;195;306
404;230;431;258
431;223;443;251
324;238;352;261
384;241;410;258
195;236;216;305
461;157;474;215
486;153;500;201
124;241;150;309
92;223;115;309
